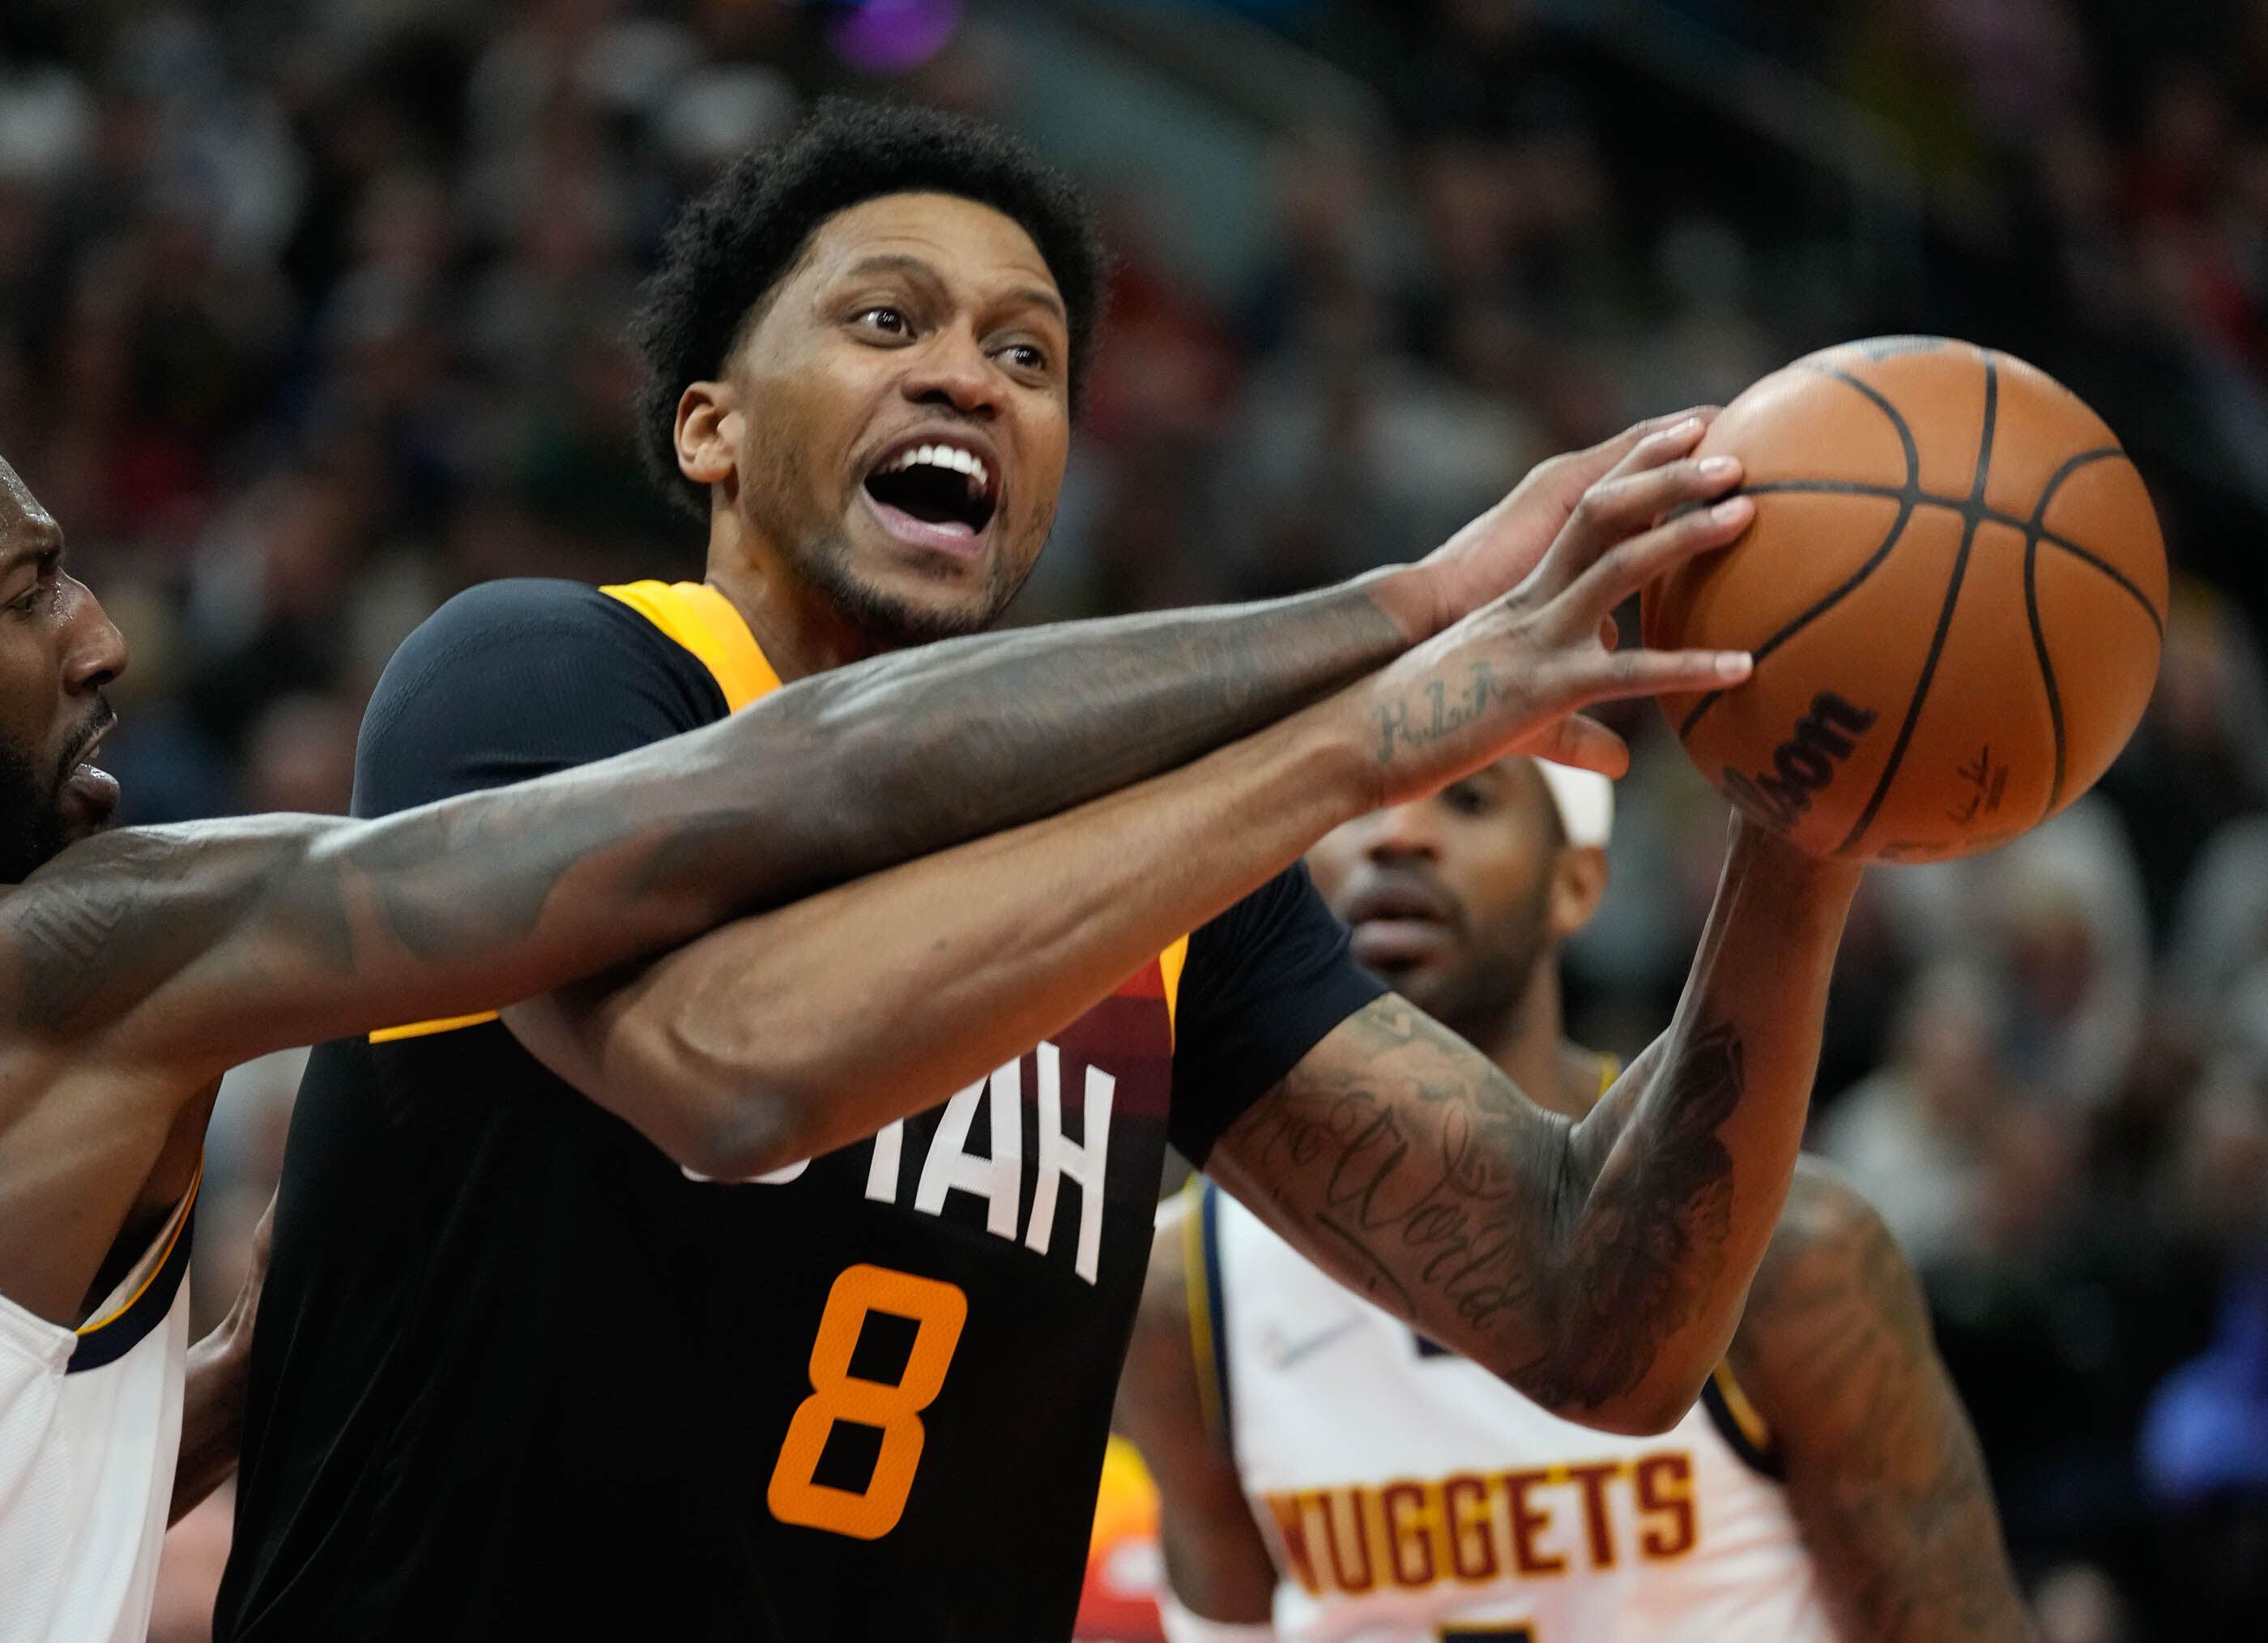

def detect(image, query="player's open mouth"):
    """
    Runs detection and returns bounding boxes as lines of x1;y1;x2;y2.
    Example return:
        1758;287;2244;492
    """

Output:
58;716;120;832
861;434;1001;555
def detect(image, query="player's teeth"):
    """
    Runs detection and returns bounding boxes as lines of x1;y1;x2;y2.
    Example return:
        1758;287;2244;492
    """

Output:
880;444;990;491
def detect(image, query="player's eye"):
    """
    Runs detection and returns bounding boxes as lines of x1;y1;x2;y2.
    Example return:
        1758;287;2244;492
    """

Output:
997;341;1049;375
8;554;57;615
853;305;911;338
1442;780;1492;818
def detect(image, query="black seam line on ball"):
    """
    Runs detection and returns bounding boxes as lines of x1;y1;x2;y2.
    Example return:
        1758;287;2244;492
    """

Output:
1835;348;1998;856
1674;366;1923;740
2025;530;2064;819
1739;454;2159;635
2020;445;2123;817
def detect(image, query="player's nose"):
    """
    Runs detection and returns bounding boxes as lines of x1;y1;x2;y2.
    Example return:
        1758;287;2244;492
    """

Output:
901;327;1005;419
1363;800;1442;863
58;575;126;695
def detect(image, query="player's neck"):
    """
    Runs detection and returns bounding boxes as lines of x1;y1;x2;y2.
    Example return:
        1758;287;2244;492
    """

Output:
704;545;889;684
1464;958;1593;1120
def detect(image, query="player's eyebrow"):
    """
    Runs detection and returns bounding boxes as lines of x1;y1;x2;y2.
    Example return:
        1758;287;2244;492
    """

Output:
0;513;62;572
842;253;949;291
842;254;1066;327
1000;284;1068;326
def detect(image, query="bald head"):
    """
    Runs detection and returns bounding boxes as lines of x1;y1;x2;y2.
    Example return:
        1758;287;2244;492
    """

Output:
0;456;126;880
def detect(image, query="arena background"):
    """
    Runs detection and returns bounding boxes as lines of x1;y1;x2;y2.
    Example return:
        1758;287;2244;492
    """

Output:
2;1;2262;1637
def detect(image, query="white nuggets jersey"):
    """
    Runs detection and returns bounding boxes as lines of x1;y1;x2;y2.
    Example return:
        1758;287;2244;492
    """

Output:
1192;1182;1838;1643
0;1171;198;1643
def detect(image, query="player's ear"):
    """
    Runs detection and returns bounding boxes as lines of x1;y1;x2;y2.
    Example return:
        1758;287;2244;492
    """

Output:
675;381;740;491
1547;844;1609;941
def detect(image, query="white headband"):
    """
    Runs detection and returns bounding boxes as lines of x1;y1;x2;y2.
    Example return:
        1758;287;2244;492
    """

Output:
1533;758;1614;847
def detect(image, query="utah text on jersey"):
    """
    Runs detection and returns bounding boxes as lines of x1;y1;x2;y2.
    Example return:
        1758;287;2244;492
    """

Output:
683;1026;1177;1288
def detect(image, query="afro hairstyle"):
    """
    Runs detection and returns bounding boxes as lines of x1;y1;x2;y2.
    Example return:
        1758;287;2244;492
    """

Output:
630;97;1106;519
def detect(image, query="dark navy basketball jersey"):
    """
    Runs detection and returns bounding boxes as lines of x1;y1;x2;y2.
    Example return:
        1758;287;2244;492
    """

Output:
215;578;1381;1641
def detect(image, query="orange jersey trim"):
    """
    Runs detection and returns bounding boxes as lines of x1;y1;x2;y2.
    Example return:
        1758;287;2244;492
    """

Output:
75;1159;201;1338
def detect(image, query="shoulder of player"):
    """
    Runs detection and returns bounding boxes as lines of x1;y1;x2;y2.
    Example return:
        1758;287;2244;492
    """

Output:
1742;1158;1921;1332
360;578;724;767
387;578;664;671
1729;1158;1931;1426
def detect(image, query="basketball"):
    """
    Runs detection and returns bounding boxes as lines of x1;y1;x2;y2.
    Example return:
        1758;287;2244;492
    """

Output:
1642;336;2168;864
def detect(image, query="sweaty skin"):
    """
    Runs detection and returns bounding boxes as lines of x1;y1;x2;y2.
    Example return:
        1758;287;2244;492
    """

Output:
1116;770;2034;1641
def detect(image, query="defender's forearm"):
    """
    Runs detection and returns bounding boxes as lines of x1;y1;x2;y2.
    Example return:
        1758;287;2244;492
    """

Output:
761;567;1430;887
514;701;1374;1176
62;571;1425;1069
342;568;1426;971
1554;823;1861;1427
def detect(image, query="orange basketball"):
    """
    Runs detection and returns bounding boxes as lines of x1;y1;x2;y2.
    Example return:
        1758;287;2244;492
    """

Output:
1641;337;2167;864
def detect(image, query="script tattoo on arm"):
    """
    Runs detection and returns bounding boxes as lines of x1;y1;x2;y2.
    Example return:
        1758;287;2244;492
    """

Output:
1213;996;1745;1417
1733;1170;2037;1643
0;576;1416;1076
1372;662;1511;762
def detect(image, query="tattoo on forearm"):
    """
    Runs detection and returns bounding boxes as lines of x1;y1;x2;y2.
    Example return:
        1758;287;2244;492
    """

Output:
0;581;1410;1059
1372;663;1510;763
1231;1002;1542;1325
1517;1021;1742;1410
1746;1187;2033;1641
9;832;226;1033
1225;1001;1748;1413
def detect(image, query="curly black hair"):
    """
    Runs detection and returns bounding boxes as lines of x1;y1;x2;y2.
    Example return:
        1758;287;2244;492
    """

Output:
630;97;1106;519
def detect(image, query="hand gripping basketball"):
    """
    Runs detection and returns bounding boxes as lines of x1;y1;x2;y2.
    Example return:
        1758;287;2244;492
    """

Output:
1417;406;1724;628
1643;337;2167;863
1359;417;1757;809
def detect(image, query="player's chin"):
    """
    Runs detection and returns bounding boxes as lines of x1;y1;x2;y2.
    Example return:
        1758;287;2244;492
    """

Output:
1353;950;1452;1009
844;510;1027;637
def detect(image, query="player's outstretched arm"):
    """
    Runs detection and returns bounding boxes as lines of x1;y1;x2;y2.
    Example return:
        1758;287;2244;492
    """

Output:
0;412;1727;1094
1111;1200;1281;1640
1729;1163;2037;1643
1206;813;1860;1437
501;424;1757;1176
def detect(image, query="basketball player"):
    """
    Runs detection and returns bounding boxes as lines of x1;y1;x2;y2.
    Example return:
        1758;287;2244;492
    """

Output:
218;102;1861;1641
1114;757;2036;1642
0;376;1743;1643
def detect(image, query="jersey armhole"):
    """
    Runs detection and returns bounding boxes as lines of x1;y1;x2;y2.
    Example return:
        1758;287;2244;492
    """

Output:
1700;1359;1785;1479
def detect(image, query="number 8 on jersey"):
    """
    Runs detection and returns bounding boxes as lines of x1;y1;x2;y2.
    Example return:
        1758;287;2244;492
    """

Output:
767;1265;969;1540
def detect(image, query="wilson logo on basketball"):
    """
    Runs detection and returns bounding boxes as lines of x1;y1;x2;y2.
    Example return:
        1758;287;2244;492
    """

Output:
1720;692;1878;831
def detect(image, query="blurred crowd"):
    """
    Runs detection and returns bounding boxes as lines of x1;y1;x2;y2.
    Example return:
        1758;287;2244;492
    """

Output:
0;1;2261;1638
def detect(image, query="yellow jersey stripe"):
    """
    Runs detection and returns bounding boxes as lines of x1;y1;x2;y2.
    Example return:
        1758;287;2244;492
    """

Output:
370;1010;501;1043
1181;1178;1224;1443
76;1159;202;1338
1710;1358;1775;1453
601;580;782;711
1160;936;1189;1039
